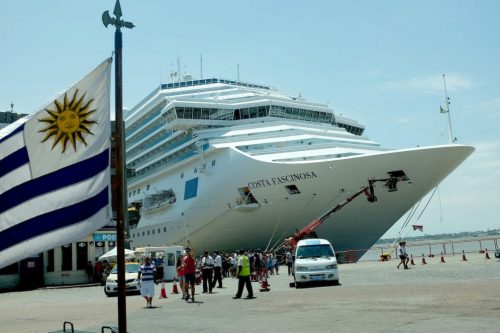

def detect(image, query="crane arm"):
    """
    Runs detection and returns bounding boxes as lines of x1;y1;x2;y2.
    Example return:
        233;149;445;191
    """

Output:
285;185;374;249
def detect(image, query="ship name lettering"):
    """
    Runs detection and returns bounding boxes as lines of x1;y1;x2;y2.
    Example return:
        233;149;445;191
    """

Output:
247;171;317;189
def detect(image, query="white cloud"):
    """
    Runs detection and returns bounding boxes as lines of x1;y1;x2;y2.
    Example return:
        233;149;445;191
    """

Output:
382;74;475;94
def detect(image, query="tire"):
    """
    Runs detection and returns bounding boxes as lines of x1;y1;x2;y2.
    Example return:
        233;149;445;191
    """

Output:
294;281;303;289
104;287;113;297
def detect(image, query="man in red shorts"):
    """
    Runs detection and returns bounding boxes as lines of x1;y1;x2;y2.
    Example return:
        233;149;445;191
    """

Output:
182;247;196;302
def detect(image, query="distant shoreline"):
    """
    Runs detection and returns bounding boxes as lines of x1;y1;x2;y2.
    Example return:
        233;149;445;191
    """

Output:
377;229;500;245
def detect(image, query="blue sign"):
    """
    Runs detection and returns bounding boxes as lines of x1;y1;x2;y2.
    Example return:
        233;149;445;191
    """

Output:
93;233;116;241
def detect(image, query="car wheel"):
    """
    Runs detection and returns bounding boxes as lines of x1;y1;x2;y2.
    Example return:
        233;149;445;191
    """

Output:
294;281;303;289
104;287;112;297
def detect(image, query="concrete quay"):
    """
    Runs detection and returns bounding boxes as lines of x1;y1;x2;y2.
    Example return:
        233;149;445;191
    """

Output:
0;252;498;333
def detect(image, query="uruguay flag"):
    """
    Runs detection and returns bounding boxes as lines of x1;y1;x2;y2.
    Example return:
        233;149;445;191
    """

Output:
0;59;112;269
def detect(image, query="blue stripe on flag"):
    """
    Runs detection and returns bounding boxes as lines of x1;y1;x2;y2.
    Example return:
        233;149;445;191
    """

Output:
0;123;25;144
0;148;109;215
0;147;29;178
0;187;109;252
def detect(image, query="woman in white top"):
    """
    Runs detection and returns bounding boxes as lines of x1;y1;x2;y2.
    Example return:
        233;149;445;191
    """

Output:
397;241;409;269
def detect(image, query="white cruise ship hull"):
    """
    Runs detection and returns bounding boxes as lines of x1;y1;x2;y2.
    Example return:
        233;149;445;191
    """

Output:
130;144;473;261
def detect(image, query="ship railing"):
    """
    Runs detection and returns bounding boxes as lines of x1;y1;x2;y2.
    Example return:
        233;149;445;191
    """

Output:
128;150;198;184
352;236;500;263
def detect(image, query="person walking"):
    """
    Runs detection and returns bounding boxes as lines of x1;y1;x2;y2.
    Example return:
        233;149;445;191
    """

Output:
233;249;254;299
182;247;196;302
201;250;214;293
212;250;223;288
397;241;409;269
176;252;186;299
138;256;157;308
285;250;293;276
85;261;94;283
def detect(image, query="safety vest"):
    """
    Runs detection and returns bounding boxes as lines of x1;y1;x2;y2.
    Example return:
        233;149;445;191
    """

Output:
239;255;250;276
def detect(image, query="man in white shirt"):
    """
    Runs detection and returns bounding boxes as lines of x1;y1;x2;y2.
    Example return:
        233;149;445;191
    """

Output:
212;250;223;288
201;250;214;293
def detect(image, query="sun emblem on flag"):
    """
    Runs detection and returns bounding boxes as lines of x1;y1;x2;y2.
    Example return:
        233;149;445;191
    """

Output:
38;89;97;153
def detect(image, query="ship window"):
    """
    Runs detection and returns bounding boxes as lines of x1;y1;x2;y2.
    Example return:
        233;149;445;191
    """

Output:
211;160;216;166
164;227;167;232
194;168;197;174
158;228;161;234
138;188;141;194
285;185;301;195
181;172;184;179
147;184;150;190
147;230;150;235
142;232;145;236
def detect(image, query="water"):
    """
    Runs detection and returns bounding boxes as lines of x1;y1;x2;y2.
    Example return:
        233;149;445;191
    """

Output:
358;237;499;262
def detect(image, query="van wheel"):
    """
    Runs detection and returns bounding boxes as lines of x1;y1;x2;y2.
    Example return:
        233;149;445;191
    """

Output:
294;282;303;289
331;280;339;286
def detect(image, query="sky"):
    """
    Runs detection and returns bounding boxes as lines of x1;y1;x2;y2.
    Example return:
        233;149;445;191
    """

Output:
1;0;499;239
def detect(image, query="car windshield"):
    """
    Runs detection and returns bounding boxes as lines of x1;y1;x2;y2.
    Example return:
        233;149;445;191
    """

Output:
111;263;140;274
296;244;334;259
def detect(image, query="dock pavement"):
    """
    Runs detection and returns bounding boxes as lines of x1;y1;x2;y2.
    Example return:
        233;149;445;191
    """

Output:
0;252;499;333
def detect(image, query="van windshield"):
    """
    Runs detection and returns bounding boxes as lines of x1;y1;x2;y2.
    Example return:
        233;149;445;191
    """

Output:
296;244;334;259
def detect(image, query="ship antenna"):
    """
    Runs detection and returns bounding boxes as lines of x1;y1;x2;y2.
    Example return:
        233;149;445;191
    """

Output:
237;64;240;81
177;56;181;82
441;74;457;143
200;54;203;79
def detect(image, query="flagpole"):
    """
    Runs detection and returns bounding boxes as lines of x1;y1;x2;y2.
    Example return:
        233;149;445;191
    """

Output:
102;1;134;332
442;74;455;143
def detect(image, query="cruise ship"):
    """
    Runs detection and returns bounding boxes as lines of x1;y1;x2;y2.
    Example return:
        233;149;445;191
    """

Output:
125;76;474;261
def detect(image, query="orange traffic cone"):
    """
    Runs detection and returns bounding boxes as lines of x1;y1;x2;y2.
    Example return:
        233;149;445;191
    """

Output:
172;277;179;294
421;253;427;265
410;254;415;265
159;279;168;299
440;252;445;263
260;273;270;292
461;250;467;261
485;249;491;259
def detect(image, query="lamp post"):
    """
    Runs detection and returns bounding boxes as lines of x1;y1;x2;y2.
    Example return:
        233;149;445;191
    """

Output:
102;1;134;332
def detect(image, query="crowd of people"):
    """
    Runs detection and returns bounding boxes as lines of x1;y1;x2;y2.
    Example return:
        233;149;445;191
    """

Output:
169;248;287;305
85;260;113;285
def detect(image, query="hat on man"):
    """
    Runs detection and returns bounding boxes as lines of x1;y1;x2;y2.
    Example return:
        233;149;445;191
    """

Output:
185;247;191;252
239;249;245;255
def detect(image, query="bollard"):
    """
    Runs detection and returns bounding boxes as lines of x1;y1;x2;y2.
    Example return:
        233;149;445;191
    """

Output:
485;248;491;259
461;250;467;261
421;253;427;265
440;252;445;263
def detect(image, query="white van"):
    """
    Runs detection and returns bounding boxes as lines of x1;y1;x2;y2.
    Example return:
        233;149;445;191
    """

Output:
292;238;339;288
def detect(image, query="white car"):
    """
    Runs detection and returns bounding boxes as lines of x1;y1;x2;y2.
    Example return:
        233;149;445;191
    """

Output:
104;263;141;296
293;238;339;288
